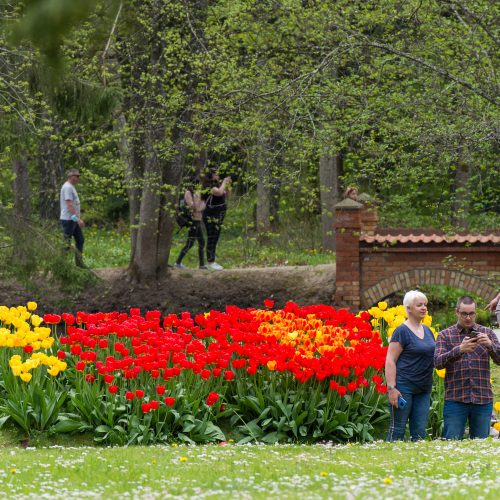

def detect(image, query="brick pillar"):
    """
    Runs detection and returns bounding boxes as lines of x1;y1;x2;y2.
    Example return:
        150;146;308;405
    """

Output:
357;193;378;236
334;198;362;309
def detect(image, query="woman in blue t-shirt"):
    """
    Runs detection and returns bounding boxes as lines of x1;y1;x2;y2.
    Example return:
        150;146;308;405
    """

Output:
385;290;435;441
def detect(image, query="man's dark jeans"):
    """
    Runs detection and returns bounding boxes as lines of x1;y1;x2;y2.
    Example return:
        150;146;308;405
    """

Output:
61;219;84;253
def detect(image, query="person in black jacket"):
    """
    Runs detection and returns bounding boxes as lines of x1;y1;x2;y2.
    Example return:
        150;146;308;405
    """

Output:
202;170;231;270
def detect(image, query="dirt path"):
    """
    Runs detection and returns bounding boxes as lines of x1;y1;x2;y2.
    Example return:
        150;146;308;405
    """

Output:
0;264;336;314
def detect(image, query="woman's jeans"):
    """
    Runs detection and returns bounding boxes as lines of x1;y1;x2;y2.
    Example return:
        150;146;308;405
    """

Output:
176;221;205;267
203;210;225;264
387;378;431;441
442;401;492;439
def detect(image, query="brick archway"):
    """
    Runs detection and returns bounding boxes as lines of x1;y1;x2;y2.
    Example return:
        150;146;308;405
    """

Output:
333;198;500;309
362;268;496;309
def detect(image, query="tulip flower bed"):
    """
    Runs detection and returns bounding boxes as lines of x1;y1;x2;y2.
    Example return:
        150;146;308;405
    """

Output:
0;301;389;445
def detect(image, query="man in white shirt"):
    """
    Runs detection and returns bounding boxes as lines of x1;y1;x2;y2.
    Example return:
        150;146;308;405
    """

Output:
60;169;86;267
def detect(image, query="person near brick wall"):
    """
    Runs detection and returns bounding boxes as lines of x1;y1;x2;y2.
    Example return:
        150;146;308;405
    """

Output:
435;295;500;439
385;290;436;441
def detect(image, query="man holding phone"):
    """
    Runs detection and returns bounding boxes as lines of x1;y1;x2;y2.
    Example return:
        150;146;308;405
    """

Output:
435;296;500;439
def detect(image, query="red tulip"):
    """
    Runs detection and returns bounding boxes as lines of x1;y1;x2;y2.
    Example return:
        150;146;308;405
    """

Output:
164;397;175;407
264;299;275;309
70;345;82;356
125;391;135;401
206;392;219;406
108;385;119;394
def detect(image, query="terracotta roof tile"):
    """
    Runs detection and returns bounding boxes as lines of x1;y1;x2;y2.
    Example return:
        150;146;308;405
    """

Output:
360;233;500;244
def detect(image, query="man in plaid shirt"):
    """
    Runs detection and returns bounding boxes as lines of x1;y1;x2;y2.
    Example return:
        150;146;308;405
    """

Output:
435;295;500;439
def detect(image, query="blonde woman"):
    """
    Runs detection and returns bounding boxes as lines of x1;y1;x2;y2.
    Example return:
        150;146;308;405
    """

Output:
385;290;435;441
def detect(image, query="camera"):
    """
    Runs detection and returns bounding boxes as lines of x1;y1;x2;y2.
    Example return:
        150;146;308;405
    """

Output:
398;395;407;409
468;330;480;339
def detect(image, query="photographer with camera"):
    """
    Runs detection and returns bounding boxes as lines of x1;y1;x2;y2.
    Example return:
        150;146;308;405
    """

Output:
202;169;231;270
435;296;500;439
385;290;436;441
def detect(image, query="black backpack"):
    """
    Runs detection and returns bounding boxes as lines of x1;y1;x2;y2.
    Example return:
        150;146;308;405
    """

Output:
176;197;193;228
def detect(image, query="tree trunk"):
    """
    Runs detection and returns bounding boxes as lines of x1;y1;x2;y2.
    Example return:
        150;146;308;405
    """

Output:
256;135;271;235
115;112;142;263
38;128;65;220
319;153;343;250
157;125;186;274
13;159;31;221
12;158;33;267
129;128;164;280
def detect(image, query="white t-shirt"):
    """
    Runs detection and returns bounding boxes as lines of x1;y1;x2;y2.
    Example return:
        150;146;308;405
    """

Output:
60;181;80;220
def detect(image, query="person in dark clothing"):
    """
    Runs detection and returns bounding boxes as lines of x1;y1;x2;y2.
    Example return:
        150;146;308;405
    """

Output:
202;171;231;270
176;184;206;269
385;290;435;441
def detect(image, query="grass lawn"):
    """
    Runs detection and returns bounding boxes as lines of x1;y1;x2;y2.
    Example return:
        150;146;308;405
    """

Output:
0;440;498;498
83;200;334;270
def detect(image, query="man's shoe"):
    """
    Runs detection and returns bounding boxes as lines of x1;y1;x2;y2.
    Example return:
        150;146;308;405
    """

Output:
199;265;208;269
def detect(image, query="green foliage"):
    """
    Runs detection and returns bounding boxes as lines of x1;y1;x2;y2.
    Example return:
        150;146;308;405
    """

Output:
0;356;67;435
228;379;387;444
3;0;499;275
0;208;97;293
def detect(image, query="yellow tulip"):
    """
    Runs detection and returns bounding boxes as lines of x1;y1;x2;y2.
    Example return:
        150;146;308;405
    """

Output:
494;422;500;432
30;315;43;327
20;372;32;382
41;338;54;349
494;402;500;412
435;368;446;378
27;301;37;311
378;301;388;311
11;366;22;376
368;307;382;319
422;315;433;327
9;355;22;366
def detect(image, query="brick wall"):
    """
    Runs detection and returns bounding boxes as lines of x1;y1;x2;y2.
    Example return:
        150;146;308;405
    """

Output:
360;247;498;308
334;199;500;309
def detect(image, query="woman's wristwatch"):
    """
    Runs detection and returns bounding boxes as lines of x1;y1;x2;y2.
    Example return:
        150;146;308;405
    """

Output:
387;385;396;391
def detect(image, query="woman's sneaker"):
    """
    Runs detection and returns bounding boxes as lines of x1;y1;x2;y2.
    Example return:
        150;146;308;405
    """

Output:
175;263;187;269
208;262;223;270
199;265;208;270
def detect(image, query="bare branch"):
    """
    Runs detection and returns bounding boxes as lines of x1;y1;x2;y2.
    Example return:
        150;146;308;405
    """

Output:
365;40;499;106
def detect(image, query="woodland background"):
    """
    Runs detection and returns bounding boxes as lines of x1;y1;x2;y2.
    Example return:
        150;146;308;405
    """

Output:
0;0;498;288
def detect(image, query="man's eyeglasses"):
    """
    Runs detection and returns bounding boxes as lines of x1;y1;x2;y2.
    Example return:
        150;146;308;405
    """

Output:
458;311;476;318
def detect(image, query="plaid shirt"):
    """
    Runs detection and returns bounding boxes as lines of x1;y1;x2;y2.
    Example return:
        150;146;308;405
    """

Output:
434;323;500;404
